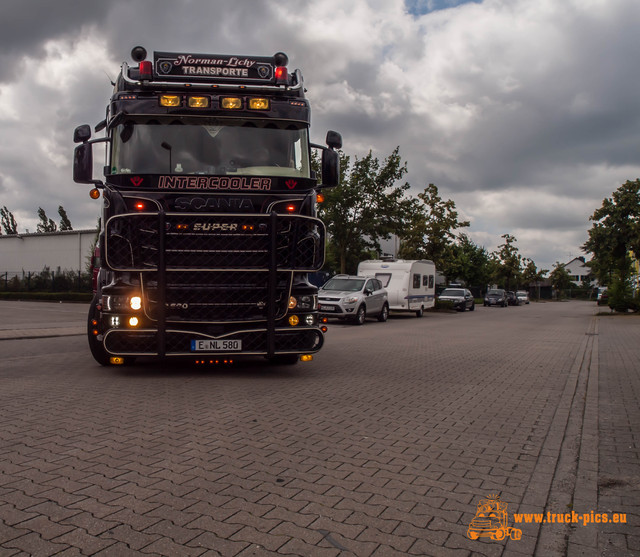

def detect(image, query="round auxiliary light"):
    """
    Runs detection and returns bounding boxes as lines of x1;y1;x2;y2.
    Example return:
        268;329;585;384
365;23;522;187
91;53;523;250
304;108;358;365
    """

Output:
131;46;147;62
274;52;289;66
288;315;299;326
128;317;139;327
89;188;100;199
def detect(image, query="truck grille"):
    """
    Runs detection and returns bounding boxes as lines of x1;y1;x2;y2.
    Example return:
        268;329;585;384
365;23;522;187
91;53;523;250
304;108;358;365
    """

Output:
105;212;325;271
142;270;291;323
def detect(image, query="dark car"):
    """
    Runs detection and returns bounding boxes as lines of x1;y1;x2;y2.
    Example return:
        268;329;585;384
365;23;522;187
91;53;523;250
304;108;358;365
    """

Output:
506;291;520;306
484;289;508;307
438;288;475;311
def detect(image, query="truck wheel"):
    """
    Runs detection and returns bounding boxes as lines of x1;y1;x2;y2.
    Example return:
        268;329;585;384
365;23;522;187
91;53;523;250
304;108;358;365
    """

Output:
492;529;506;541
87;298;111;366
353;305;366;325
377;303;389;322
268;354;299;365
87;296;135;366
415;306;424;318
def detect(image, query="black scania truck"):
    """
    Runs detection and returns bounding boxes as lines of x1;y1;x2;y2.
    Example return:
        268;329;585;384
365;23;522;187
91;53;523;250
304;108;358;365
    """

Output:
74;47;341;366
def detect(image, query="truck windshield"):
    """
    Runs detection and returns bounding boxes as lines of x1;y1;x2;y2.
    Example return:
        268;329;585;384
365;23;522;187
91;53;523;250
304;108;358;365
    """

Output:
110;117;310;177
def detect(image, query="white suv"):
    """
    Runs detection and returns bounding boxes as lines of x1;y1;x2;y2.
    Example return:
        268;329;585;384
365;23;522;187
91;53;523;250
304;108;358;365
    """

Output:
318;275;389;325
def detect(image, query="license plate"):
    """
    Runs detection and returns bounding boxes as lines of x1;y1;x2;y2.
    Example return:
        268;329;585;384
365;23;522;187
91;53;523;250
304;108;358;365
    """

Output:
319;305;336;312
191;339;242;351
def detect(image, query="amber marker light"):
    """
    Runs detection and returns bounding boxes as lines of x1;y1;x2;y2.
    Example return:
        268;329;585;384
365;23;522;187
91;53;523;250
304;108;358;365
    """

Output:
160;95;181;107
221;97;242;109
316;193;325;203
248;98;269;110
288;296;297;309
288;315;300;326
300;354;313;362
89;188;100;199
188;96;210;108
110;357;125;365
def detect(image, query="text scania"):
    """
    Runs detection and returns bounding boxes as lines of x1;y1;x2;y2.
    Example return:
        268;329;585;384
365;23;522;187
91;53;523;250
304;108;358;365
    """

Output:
158;176;271;191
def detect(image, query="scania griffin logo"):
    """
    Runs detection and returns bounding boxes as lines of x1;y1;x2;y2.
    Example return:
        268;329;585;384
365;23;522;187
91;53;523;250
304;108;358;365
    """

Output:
192;223;238;232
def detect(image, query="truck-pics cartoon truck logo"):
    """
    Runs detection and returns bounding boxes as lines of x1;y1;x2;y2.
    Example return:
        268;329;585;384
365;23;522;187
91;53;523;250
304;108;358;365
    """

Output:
467;495;522;541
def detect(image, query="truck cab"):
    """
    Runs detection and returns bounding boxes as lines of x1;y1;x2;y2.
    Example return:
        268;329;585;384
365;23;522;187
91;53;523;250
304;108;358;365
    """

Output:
75;47;341;366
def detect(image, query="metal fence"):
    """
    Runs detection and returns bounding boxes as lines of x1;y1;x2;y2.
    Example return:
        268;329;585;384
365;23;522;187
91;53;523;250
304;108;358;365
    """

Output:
0;268;92;292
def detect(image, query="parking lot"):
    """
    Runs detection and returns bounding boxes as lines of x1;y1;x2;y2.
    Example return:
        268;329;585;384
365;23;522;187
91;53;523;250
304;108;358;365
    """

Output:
0;300;638;556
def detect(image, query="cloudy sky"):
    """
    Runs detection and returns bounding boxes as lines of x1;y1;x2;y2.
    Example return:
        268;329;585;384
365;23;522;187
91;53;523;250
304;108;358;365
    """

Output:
1;0;639;270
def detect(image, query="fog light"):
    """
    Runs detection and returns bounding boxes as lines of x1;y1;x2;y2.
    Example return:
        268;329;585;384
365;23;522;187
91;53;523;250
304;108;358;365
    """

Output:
288;315;299;326
305;314;315;326
300;354;313;362
128;316;139;327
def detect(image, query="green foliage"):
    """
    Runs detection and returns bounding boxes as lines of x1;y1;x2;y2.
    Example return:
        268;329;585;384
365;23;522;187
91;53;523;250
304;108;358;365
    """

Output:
58;206;73;231
397;183;470;277
607;258;634;312
36;207;57;233
0;206;18;234
583;179;640;285
491;234;522;289
318;147;412;274
447;233;492;287
549;262;572;296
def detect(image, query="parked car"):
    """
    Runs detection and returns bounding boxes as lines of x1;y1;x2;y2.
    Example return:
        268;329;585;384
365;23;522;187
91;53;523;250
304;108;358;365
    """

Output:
438;288;475;311
506;291;520;306
484;289;508;307
597;289;609;306
318;275;389;325
516;291;530;304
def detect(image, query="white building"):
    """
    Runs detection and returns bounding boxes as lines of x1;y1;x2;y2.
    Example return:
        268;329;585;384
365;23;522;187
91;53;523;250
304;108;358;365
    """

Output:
0;230;97;278
563;256;597;286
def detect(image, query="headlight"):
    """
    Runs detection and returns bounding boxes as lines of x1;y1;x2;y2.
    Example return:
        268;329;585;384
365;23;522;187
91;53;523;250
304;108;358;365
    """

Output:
344;296;359;304
102;294;141;312
290;294;317;310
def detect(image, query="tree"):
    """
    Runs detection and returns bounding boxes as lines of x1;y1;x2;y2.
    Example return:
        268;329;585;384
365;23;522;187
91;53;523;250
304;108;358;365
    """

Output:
36;207;57;233
492;234;522;290
397;183;470;278
0;206;18;234
521;258;548;300
583;179;640;283
549;262;572;297
58;206;73;231
448;233;492;288
318;147;413;274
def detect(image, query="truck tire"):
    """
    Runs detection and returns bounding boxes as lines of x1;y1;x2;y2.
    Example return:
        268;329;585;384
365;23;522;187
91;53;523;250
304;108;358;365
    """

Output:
87;296;135;367
415;306;424;318
377;303;389;322
268;354;299;365
353;305;366;325
87;297;111;366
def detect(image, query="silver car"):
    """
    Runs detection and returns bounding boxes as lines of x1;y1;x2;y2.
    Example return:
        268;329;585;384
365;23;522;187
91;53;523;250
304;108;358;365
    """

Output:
318;275;389;325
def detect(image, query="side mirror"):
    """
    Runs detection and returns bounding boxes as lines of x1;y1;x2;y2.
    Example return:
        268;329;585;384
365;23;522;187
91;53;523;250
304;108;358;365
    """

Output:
321;148;339;188
73;143;94;184
73;124;92;144
326;130;342;150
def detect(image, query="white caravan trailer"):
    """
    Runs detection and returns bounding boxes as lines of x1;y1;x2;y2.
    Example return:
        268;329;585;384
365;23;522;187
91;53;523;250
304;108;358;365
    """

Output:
357;259;436;317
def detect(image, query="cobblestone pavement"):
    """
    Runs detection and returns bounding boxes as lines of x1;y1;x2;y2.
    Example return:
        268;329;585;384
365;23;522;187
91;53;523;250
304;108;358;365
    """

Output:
0;300;637;556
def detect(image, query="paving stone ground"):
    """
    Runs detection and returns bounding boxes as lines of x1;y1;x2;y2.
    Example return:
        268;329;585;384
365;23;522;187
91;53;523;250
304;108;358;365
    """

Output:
0;300;637;556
